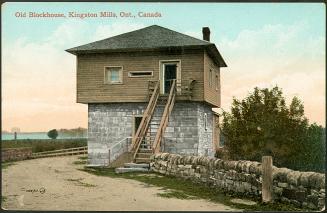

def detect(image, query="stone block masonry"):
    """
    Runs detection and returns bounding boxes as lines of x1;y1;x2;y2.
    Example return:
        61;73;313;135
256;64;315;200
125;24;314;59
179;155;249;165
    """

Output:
88;101;216;166
162;102;214;156
88;103;145;165
150;153;325;210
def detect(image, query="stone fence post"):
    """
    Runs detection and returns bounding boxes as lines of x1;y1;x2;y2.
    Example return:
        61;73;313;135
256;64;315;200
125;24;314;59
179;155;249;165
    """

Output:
262;156;273;203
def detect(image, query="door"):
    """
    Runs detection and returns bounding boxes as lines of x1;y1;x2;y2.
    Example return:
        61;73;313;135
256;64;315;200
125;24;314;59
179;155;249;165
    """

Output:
164;64;177;94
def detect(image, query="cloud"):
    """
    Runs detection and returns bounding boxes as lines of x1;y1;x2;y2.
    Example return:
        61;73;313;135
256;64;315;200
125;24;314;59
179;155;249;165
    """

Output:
2;20;147;131
183;31;202;40
2;20;325;131
218;22;325;126
93;21;146;41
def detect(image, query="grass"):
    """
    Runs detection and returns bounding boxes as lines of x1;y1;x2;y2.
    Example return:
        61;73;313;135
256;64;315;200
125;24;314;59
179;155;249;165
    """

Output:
65;178;96;187
2;138;87;153
73;160;87;165
1;162;16;170
73;156;88;165
157;190;195;199
78;156;88;160
79;167;311;211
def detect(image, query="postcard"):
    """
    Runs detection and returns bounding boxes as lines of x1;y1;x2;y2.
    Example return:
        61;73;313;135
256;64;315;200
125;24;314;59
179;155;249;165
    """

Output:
1;2;325;211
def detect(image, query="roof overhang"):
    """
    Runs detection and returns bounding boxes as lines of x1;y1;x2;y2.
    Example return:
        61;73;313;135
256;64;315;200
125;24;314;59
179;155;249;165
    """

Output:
205;44;227;67
66;44;227;67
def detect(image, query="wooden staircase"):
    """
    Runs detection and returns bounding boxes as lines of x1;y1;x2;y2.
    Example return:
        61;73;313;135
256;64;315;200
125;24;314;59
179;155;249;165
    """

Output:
131;80;177;163
130;81;160;162
152;80;176;154
134;148;153;163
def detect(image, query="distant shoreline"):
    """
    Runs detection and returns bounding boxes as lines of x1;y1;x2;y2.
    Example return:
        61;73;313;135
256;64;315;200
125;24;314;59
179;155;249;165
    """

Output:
2;132;46;134
1;132;87;140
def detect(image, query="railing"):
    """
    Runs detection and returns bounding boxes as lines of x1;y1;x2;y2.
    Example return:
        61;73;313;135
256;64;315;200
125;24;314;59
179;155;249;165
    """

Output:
149;79;195;99
148;80;157;98
31;146;88;158
152;79;176;153
131;81;160;160
181;79;196;99
108;137;132;165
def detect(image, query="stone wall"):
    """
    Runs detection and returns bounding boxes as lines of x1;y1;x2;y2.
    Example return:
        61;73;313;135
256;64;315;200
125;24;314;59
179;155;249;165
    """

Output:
88;101;216;166
88;103;144;165
150;153;325;210
2;147;32;162
162;102;214;156
197;103;214;157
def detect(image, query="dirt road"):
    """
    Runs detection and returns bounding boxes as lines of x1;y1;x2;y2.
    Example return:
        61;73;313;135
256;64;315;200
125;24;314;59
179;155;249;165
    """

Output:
2;156;239;211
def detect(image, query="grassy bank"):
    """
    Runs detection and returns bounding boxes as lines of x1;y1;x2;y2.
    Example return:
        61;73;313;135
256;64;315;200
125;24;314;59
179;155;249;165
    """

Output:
1;162;16;169
2;138;87;153
80;166;309;211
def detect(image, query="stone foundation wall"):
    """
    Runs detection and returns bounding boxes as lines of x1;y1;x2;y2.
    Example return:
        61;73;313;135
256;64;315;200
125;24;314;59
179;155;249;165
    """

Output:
88;103;145;165
2;147;32;162
197;103;214;157
150;153;325;210
88;102;216;166
162;102;214;156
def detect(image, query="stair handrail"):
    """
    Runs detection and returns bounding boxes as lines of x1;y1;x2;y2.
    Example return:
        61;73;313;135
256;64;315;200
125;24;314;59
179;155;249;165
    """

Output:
108;137;133;152
108;137;132;165
152;79;176;153
131;81;160;158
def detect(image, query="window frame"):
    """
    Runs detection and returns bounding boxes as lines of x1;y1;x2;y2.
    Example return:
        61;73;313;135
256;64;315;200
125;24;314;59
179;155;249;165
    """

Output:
215;71;219;91
104;66;123;84
204;113;208;131
159;59;181;95
209;69;213;88
128;71;153;78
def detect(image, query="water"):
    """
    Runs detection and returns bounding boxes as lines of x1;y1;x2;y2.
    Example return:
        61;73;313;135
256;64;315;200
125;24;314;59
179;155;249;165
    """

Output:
1;133;86;140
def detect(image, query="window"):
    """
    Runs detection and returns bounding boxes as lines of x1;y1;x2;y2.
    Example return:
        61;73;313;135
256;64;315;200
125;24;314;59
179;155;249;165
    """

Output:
105;67;123;84
204;113;207;131
209;69;213;87
128;71;153;77
215;74;219;91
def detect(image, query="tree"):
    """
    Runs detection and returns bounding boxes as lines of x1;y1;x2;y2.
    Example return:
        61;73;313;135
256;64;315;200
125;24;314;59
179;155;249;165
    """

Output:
47;129;58;139
221;86;324;172
302;124;325;172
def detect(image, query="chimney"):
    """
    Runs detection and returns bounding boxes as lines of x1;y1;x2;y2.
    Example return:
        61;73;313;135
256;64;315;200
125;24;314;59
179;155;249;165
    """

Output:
202;27;210;42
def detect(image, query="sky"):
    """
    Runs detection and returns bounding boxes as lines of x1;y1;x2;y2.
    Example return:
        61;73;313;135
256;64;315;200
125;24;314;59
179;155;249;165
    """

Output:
1;2;326;132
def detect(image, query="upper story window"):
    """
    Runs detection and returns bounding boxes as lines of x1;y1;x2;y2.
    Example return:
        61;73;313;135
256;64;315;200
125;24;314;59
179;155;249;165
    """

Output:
215;72;219;91
128;71;153;77
105;66;123;84
209;69;213;88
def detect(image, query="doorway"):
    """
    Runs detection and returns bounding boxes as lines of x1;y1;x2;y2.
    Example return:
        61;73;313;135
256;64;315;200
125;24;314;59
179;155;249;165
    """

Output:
163;63;177;94
134;116;143;135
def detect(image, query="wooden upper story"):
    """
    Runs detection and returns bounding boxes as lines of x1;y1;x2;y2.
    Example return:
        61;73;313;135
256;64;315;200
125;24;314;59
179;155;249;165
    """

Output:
67;25;227;107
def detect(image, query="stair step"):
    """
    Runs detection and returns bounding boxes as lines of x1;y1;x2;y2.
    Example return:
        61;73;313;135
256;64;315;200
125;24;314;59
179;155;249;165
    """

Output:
136;153;152;158
115;167;149;174
139;148;152;153
140;147;151;150
135;158;151;163
140;143;151;146
124;163;150;168
140;146;151;150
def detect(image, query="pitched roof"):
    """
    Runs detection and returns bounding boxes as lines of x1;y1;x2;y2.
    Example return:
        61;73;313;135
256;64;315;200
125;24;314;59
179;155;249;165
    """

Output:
66;25;227;67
